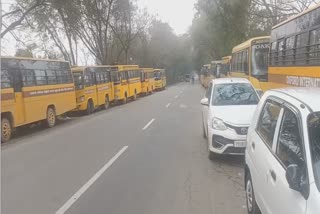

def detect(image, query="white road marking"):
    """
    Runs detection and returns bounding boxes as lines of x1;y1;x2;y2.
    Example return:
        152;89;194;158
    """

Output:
166;103;171;108
55;146;129;214
142;119;155;130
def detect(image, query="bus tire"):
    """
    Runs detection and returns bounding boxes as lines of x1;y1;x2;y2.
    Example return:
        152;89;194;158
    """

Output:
133;90;137;101
122;93;127;104
1;116;12;143
46;107;56;128
86;100;94;115
104;95;110;110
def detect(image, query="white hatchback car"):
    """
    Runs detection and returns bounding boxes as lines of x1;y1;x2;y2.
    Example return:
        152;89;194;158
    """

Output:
245;88;320;214
201;78;260;159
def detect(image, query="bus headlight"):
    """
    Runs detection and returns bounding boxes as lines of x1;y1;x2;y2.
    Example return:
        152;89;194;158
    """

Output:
78;96;85;103
212;118;227;130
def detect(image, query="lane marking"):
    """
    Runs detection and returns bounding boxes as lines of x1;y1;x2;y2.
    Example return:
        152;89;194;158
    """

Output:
55;146;129;214
142;118;155;130
166;103;171;108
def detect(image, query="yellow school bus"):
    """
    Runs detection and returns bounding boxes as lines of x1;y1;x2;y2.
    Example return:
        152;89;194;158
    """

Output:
268;4;320;89
141;68;155;95
222;56;231;76
230;36;270;91
1;57;76;142
71;66;114;114
112;65;142;104
154;69;166;90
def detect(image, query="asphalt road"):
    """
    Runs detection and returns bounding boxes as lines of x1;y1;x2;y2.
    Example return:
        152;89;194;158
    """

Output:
2;82;246;214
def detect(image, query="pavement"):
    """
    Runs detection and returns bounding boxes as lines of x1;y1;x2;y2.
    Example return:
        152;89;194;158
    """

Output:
1;82;246;214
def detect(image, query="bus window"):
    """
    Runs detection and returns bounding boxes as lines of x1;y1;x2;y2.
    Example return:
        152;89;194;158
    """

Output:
296;32;309;65
310;28;320;65
34;70;47;86
1;69;12;89
46;70;57;85
21;70;35;87
251;43;269;76
84;70;94;87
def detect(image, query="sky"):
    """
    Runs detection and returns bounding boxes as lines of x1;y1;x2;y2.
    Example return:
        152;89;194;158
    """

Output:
138;0;197;35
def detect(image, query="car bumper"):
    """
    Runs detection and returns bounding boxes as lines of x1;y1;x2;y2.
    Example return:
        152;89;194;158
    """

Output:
208;126;247;155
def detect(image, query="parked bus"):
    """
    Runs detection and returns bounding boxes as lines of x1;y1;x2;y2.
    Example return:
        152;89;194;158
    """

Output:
221;56;231;76
1;57;76;142
268;4;320;89
230;36;270;92
140;68;155;95
112;65;141;104
154;69;166;90
71;66;114;115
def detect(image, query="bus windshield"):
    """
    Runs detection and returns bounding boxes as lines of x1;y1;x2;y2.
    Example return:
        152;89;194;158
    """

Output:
73;72;84;90
251;43;269;76
154;72;161;80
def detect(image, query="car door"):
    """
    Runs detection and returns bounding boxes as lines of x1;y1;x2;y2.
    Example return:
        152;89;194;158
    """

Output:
247;99;282;214
203;82;213;136
264;106;307;214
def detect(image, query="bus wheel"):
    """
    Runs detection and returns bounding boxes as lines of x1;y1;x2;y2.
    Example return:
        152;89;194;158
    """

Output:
1;117;12;143
104;96;110;110
122;93;127;104
86;100;94;115
133;90;137;101
46;107;56;128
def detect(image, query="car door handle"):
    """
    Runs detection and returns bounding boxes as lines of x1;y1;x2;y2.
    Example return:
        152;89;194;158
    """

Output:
251;142;255;150
270;170;277;181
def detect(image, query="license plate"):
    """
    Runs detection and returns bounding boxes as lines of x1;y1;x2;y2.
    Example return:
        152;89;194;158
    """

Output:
234;141;246;147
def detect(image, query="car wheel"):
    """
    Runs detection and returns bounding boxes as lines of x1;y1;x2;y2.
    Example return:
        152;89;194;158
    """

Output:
46;107;56;128
208;151;216;160
1;117;12;143
202;122;207;139
245;172;261;214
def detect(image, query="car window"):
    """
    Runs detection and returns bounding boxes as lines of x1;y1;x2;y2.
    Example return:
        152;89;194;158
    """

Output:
308;112;320;191
276;109;305;168
211;83;259;106
256;100;281;148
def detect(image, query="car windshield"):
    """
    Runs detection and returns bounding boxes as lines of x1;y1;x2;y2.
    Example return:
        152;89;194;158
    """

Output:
212;83;259;106
251;43;269;76
73;72;84;90
308;112;320;191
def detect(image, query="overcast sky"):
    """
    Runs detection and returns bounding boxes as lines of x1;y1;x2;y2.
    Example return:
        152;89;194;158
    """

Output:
138;0;197;34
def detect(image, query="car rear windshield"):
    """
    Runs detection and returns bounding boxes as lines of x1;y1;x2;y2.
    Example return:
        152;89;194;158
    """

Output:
308;112;320;191
212;83;259;106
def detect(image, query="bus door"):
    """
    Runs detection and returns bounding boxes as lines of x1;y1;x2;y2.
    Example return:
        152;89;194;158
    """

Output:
85;69;98;107
12;69;25;125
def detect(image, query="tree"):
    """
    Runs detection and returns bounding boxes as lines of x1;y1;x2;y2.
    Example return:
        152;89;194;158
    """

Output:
1;0;48;38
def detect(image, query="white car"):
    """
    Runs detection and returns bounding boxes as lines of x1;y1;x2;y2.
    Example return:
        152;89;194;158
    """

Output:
245;88;320;214
201;78;260;159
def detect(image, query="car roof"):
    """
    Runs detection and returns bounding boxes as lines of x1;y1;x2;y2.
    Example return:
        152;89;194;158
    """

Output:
210;78;251;85
271;87;320;112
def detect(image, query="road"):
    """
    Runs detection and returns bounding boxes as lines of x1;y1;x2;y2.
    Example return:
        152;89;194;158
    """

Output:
2;82;246;214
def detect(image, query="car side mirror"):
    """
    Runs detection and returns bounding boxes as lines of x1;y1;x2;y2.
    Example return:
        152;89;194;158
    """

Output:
286;164;302;192
200;98;209;106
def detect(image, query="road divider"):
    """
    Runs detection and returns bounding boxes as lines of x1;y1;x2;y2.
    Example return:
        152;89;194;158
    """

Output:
142;119;155;130
55;146;129;214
